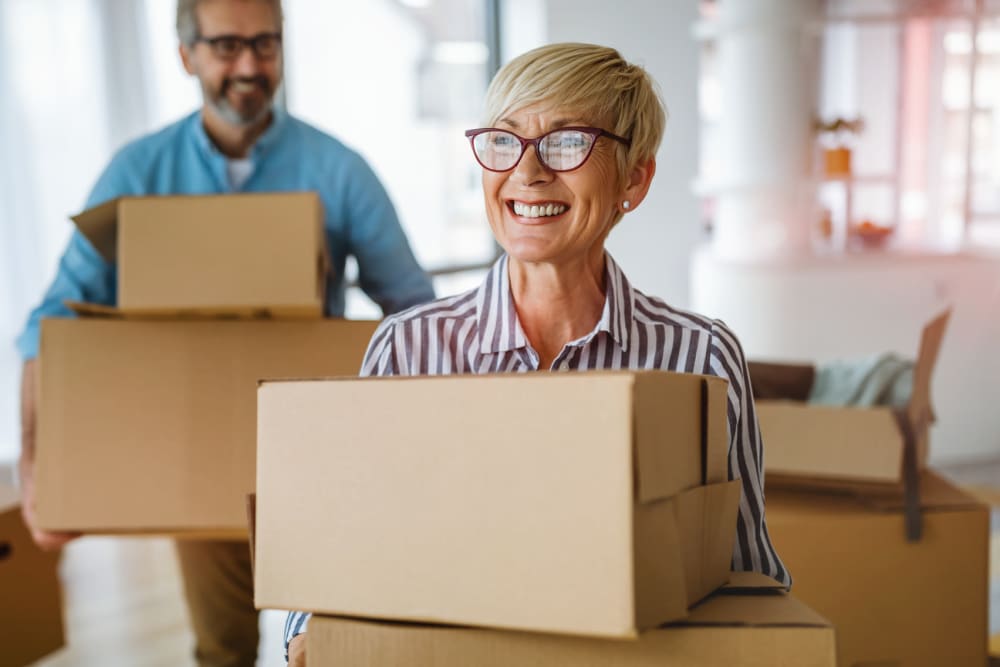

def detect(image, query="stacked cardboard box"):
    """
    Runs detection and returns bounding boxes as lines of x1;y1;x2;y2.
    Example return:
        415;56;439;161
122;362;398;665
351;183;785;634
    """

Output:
254;371;837;664
34;193;378;537
305;573;836;666
750;311;989;666
0;484;65;665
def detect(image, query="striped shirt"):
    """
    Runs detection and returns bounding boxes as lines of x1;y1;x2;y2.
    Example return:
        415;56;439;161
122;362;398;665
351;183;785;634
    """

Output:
284;252;789;657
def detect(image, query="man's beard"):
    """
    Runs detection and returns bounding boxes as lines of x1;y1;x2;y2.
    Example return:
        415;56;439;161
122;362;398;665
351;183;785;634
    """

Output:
205;76;274;127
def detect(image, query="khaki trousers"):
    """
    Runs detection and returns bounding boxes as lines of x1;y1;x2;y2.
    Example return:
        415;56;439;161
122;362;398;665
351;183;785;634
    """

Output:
175;540;258;667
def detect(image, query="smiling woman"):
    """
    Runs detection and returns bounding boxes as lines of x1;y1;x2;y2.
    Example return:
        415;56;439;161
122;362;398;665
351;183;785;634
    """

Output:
283;41;792;661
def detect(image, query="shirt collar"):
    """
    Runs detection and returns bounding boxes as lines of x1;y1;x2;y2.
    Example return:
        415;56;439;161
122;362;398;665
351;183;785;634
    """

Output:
475;252;635;355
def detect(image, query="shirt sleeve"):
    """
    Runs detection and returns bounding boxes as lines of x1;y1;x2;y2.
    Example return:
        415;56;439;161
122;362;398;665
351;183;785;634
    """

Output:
15;151;140;360
338;151;435;315
283;610;311;662
359;316;400;377
708;319;791;588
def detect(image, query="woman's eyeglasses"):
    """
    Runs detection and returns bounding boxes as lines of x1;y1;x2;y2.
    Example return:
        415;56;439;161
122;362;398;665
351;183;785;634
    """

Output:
464;126;631;172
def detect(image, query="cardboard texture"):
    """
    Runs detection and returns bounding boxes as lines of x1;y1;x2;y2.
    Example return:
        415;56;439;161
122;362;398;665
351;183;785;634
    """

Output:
255;371;738;638
766;470;988;667
0;485;65;666
753;310;950;487
35;317;379;535
306;583;836;667
72;192;327;317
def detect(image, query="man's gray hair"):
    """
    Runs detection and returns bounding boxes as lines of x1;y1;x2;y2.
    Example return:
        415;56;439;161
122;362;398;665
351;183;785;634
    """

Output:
176;0;284;46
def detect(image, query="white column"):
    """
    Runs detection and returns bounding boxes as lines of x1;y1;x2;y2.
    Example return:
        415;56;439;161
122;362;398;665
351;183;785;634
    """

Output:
710;0;822;259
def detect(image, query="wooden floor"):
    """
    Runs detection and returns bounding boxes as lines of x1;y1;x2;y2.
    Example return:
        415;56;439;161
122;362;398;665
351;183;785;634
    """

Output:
32;537;287;666
15;459;1000;665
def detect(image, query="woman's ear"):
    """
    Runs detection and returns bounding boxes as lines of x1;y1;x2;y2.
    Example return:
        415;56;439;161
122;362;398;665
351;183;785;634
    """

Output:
621;157;656;212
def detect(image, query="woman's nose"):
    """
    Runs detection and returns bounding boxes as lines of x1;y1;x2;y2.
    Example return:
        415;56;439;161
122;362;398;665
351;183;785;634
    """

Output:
511;145;552;186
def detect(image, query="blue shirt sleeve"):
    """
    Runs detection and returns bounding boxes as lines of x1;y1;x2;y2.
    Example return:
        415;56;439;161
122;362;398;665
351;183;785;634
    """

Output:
15;150;139;360
338;151;435;315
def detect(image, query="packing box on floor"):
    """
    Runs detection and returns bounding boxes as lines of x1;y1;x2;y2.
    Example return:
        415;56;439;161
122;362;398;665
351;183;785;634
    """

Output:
34;317;378;536
306;573;836;667
750;311;949;488
0;484;65;666
71;192;327;317
255;371;740;638
766;470;988;667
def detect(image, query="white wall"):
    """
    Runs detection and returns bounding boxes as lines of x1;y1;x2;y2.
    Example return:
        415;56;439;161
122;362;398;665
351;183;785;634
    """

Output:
544;0;701;308
693;249;1000;465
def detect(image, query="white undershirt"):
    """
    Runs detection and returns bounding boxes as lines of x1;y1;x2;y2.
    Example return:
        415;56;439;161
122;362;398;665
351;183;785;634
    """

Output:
226;157;255;191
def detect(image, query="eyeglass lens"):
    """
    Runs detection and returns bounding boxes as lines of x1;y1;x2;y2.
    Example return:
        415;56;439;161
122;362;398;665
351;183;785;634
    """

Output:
205;34;281;60
472;130;596;171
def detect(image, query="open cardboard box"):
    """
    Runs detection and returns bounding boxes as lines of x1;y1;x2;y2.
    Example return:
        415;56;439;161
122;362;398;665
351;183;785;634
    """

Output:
70;192;327;318
254;371;741;639
766;469;987;667
750;310;949;489
34;317;379;536
0;484;65;666
306;572;836;667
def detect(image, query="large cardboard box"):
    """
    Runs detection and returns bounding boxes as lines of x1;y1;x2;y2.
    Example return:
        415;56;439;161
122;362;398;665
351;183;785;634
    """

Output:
255;371;741;638
751;311;949;487
0;484;65;666
71;192;327;317
766;470;988;667
35;317;378;535
306;573;836;667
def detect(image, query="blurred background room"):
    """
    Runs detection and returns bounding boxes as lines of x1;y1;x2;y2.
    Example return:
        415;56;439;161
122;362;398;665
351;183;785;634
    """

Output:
2;0;1000;665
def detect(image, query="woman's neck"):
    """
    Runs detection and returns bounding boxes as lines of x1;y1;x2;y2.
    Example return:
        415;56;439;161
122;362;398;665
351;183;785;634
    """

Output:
508;252;606;369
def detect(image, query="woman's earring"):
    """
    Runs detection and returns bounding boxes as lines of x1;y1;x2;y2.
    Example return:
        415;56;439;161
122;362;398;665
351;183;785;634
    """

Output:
622;200;631;211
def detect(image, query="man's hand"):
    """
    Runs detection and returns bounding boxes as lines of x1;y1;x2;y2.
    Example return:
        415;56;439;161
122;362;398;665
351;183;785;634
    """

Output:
19;359;80;550
288;633;307;667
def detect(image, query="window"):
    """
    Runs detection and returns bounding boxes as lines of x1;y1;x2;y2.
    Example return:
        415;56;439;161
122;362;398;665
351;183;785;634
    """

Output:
0;0;500;461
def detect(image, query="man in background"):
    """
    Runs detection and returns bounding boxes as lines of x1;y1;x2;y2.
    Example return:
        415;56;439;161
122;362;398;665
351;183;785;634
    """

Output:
16;0;434;664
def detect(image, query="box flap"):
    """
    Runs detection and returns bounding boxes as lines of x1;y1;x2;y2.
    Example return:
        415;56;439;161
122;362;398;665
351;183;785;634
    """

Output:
64;300;320;321
907;309;950;463
71;198;120;263
677;590;831;628
721;571;787;592
676;480;741;606
633;372;721;503
703;378;729;484
747;361;816;401
860;469;985;512
65;300;123;318
767;469;985;514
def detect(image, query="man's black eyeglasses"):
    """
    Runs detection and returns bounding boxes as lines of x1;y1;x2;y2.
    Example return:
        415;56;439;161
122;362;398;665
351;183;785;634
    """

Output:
195;32;283;61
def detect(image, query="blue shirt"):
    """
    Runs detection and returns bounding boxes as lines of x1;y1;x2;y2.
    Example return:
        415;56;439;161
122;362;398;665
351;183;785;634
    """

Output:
17;109;435;359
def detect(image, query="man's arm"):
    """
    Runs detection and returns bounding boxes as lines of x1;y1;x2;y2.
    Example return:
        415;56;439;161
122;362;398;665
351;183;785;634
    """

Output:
18;360;81;550
338;151;435;315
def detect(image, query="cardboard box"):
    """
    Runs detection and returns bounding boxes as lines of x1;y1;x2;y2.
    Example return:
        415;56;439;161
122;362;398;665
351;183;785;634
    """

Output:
766;470;988;667
255;371;740;638
751;311;949;487
35;317;378;535
0;484;65;666
305;573;836;667
72;192;327;317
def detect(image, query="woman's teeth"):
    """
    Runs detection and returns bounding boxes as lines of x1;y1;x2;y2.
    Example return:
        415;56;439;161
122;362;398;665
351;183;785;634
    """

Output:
513;202;566;218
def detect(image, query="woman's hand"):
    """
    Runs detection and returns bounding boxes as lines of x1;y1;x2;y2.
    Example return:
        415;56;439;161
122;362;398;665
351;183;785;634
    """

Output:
288;633;306;666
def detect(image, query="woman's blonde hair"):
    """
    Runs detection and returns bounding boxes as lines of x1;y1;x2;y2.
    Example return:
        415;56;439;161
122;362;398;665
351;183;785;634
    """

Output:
483;42;667;185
